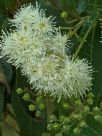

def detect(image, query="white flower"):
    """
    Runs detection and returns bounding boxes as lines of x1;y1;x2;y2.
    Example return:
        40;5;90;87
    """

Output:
0;27;47;68
10;2;56;35
0;2;93;101
21;55;93;101
59;58;93;99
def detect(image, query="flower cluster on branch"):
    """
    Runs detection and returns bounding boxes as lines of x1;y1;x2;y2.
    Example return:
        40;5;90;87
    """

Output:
0;2;93;101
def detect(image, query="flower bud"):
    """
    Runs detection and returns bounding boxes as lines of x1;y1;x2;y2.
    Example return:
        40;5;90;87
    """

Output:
93;107;100;113
35;110;42;117
63;125;70;133
39;103;45;110
55;133;62;136
87;92;94;98
42;132;51;136
52;123;60;130
61;11;68;18
29;104;36;111
16;88;24;94
62;102;69;109
74;127;80;134
84;106;90;113
75;100;82;106
63;117;70;124
36;96;43;103
49;115;57;123
47;124;53;131
80;121;87;128
94;115;102;123
22;93;30;101
86;98;93;105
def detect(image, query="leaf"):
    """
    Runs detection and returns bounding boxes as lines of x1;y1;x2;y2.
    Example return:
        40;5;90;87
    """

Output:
76;0;88;14
82;116;102;136
0;62;11;94
11;69;46;136
0;85;5;121
12;90;45;136
91;22;102;103
0;64;5;121
0;60;12;122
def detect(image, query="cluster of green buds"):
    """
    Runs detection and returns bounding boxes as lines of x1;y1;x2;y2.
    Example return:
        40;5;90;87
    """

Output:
45;92;102;136
16;88;46;118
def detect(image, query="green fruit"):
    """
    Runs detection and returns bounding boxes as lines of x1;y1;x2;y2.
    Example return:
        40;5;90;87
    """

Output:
22;93;30;101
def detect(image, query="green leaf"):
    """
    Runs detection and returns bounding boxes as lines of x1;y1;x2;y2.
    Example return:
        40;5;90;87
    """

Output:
0;85;5;121
12;90;45;136
0;64;5;121
0;59;13;83
92;22;102;103
76;0;89;14
82;116;102;136
11;69;46;136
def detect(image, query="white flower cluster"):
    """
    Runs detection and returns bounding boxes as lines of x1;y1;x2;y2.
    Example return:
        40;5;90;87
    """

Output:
0;2;93;100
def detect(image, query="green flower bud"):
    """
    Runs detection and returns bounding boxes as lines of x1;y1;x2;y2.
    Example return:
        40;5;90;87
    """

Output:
23;93;30;101
62;102;69;109
75;100;82;106
86;98;93;105
61;11;68;18
52;123;60;130
39;103;45;110
72;114;82;120
94;115;102;123
55;133;62;136
49;115;57;123
80;121;87;128
93;107;100;113
74;127;80;134
87;92;94;98
36;96;43;103
63;117;70;124
47;124;53;131
29;104;36;112
42;132;51;136
63;125;70;133
84;106;90;113
100;103;102;110
16;88;24;94
59;116;65;122
35;110;42;117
